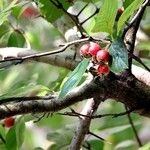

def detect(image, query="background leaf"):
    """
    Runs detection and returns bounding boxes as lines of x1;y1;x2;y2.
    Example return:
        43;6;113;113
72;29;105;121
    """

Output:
108;39;128;73
7;31;26;47
6;126;17;150
138;143;150;150
59;58;89;98
86;140;104;150
123;0;133;9
92;0;118;35
0;0;18;25
115;140;136;150
39;0;71;23
5;117;25;150
117;0;145;34
15;117;25;148
0;24;10;38
47;127;73;150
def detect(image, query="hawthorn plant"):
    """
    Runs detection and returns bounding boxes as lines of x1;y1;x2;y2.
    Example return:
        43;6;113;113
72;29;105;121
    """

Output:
0;0;149;150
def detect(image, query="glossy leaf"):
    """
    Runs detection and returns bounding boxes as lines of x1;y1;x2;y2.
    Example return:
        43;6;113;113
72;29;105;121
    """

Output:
108;39;128;73
92;0;118;35
59;58;89;98
39;0;71;23
117;0;145;34
8;31;25;47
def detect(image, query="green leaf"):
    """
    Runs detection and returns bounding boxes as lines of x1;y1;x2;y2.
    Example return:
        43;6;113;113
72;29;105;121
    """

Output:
6;126;17;150
115;140;136;150
138;143;150;150
0;124;6;141
37;115;64;129
100;123;140;135
39;0;71;23
0;24;10;38
87;140;104;150
15;117;25;148
7;31;25;47
0;0;18;25
0;0;7;11
92;0;118;35
47;127;73;149
117;0;145;34
5;117;25;150
123;0;133;9
59;58;89;98
108;39;128;73
0;12;9;26
34;147;44;150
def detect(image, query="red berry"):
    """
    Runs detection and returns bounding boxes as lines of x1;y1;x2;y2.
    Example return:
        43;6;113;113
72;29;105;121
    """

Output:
4;117;15;128
97;65;110;74
96;49;109;62
79;43;91;58
22;7;39;18
117;8;124;15
89;42;101;56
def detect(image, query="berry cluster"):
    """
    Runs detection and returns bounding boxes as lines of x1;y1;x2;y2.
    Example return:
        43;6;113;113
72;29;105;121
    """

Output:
80;42;110;74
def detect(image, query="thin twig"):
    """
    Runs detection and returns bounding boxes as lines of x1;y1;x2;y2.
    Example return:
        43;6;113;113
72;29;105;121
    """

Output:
0;37;110;68
122;0;149;38
33;113;46;123
82;141;91;150
49;0;58;7
0;134;6;144
69;98;101;150
131;54;150;72
0;70;149;120
57;108;134;119
123;0;149;71
88;131;111;144
0;38;90;64
125;106;143;147
0;95;55;105
77;3;89;17
49;0;85;36
81;7;100;25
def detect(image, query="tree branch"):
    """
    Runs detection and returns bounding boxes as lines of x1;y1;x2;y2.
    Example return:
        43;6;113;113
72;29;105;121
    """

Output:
125;106;143;147
69;98;100;150
124;0;149;71
0;38;90;69
132;65;150;86
0;70;149;120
